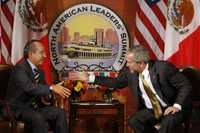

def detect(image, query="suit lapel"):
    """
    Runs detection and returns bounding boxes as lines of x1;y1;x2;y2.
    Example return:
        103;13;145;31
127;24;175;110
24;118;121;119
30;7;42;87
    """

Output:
24;60;45;84
148;61;164;100
24;60;35;81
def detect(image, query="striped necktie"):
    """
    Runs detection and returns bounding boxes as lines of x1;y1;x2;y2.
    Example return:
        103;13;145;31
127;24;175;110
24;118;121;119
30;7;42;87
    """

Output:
33;68;52;107
139;74;162;119
32;69;40;109
34;69;40;83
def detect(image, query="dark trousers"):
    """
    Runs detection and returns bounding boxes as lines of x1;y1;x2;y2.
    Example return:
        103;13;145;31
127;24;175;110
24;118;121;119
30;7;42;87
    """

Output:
128;108;188;133
18;106;68;133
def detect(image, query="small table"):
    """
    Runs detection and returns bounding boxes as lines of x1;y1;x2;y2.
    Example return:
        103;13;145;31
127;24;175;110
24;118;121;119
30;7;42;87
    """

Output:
69;100;124;133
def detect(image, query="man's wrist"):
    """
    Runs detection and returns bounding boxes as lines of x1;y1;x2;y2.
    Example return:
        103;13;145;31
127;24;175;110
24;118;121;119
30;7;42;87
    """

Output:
88;72;95;83
50;86;53;90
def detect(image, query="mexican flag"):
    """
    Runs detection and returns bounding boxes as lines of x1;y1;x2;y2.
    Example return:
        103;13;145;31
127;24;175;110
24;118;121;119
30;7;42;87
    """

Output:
11;0;52;84
164;0;200;68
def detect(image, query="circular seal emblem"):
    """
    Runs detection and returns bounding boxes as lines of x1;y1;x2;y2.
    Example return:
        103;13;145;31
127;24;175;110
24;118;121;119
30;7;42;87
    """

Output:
167;0;194;34
49;3;129;71
18;0;48;32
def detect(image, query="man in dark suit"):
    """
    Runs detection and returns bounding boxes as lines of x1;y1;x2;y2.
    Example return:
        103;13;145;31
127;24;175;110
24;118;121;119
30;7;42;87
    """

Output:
69;45;192;133
6;40;71;133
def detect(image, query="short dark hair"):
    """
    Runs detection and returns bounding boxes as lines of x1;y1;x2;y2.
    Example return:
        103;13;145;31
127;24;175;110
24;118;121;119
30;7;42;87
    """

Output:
24;40;41;59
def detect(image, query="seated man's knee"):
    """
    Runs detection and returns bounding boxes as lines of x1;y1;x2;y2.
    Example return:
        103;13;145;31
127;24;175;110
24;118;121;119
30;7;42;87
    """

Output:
56;107;67;121
57;108;66;116
160;114;181;129
128;115;139;128
162;115;175;124
32;114;45;123
30;113;46;126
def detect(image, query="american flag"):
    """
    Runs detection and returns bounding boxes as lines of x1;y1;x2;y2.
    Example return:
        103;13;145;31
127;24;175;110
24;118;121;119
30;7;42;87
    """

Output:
134;0;168;60
0;0;15;64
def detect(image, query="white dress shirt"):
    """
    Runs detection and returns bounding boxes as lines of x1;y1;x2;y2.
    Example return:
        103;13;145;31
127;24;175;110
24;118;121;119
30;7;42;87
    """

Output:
139;64;167;109
139;64;181;110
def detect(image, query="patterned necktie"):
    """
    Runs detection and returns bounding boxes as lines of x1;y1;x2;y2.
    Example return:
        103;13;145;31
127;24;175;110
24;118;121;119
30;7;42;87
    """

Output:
32;69;40;109
33;68;52;107
139;74;162;119
34;69;40;83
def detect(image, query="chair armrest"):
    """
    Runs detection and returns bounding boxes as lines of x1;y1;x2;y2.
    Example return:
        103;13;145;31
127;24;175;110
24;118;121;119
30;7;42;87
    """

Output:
0;100;16;121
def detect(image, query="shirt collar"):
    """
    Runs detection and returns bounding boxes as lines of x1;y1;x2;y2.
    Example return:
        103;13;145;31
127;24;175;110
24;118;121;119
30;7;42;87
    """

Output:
141;63;149;78
27;59;37;73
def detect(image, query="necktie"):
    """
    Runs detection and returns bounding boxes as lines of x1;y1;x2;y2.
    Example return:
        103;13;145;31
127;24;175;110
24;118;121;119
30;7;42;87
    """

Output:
32;69;40;109
139;74;162;119
34;69;40;83
33;68;52;107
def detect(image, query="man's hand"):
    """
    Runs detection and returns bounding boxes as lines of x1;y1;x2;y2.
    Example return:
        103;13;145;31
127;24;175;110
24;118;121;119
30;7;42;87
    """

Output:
51;81;71;99
164;106;180;116
68;71;89;82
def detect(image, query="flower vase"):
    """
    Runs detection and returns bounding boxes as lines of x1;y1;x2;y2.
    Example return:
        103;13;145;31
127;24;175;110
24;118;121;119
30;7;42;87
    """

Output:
70;90;81;102
103;92;112;103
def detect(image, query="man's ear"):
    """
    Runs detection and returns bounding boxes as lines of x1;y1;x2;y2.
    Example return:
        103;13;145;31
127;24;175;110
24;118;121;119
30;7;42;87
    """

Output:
28;51;33;59
137;61;142;65
138;61;146;69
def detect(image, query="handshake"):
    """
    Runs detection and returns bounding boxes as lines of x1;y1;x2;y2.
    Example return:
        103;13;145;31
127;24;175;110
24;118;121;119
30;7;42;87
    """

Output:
68;71;90;82
51;72;89;99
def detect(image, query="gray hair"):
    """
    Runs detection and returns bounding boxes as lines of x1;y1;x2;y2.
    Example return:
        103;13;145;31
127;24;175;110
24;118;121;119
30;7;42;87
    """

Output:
128;45;149;63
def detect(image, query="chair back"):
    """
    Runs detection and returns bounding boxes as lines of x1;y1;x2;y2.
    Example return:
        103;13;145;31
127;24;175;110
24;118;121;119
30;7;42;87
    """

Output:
180;66;200;102
0;65;12;100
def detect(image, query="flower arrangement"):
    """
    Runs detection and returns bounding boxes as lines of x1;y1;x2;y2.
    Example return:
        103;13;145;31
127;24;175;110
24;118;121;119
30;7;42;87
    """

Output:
63;80;88;102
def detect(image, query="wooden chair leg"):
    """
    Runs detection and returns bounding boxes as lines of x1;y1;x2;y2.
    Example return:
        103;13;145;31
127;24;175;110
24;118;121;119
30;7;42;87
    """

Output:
184;119;190;133
10;120;17;133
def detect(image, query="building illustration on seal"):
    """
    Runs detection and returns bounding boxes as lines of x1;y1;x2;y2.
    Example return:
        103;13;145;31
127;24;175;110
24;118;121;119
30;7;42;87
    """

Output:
63;43;113;59
61;30;113;60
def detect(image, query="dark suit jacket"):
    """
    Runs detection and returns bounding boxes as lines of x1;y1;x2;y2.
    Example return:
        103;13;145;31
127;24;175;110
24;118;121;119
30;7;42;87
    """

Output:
6;60;51;116
95;60;192;110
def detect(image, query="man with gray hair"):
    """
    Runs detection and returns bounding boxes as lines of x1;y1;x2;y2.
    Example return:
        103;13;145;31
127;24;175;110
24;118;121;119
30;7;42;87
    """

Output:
69;45;191;133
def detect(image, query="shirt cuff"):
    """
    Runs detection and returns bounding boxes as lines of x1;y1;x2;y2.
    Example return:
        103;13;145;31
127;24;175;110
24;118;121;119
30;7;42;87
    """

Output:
50;86;53;90
173;103;182;111
88;73;95;83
